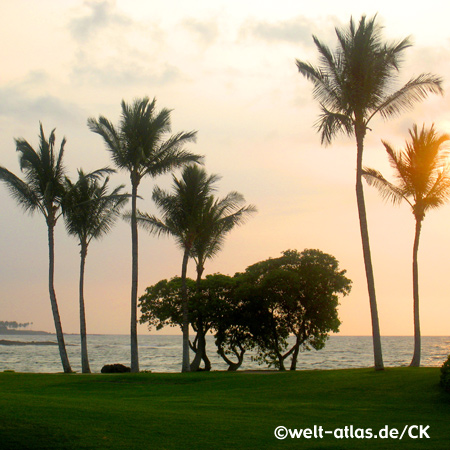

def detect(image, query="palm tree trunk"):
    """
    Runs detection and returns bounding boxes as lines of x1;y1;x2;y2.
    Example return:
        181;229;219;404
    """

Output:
181;247;191;372
130;179;139;373
47;222;72;373
355;122;384;371
79;241;91;373
410;218;422;367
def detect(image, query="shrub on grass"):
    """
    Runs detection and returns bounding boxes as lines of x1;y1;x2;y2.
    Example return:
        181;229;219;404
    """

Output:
440;355;450;392
101;364;131;373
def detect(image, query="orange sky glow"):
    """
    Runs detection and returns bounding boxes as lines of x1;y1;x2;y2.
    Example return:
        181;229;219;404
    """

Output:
1;0;450;338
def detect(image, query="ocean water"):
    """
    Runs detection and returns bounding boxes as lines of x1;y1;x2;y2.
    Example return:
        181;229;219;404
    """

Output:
0;334;449;373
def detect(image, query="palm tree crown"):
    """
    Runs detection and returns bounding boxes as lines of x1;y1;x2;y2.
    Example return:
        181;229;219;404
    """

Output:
296;15;443;144
364;124;450;219
0;123;66;222
192;191;257;280
135;165;220;250
63;169;129;248
87;97;201;185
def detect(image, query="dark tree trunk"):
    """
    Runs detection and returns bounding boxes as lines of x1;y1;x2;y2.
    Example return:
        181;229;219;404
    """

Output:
355;121;384;371
130;179;139;373
190;325;206;371
289;339;301;371
410;218;422;367
202;347;211;371
217;346;245;371
190;263;209;371
181;247;191;372
79;241;91;373
47;221;72;373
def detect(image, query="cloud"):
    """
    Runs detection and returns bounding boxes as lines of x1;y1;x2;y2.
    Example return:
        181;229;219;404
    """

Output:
67;1;183;88
182;18;219;45
69;0;131;42
241;16;316;45
71;59;183;87
0;83;83;123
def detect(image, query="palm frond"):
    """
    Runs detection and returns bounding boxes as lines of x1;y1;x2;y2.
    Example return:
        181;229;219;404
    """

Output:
362;167;408;207
0;166;43;215
316;106;354;145
133;210;176;239
372;74;444;122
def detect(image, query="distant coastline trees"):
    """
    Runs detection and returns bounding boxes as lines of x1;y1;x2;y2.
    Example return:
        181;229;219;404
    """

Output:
0;321;31;331
296;15;444;371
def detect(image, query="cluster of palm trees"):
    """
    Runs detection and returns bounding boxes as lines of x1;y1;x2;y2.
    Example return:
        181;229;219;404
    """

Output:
0;97;255;373
132;165;256;371
0;125;131;373
297;15;448;368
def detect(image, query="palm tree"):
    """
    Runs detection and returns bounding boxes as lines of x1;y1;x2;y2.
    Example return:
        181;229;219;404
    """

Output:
189;192;257;371
0;123;73;373
133;165;221;372
63;169;129;373
296;15;443;370
363;124;450;367
87;97;201;372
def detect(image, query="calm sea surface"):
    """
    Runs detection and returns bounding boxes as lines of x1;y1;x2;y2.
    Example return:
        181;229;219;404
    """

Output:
0;335;449;373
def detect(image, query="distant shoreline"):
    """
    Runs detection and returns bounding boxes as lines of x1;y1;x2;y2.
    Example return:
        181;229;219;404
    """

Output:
0;329;52;336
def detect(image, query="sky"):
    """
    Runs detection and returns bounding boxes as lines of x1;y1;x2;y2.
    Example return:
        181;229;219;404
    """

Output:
1;0;450;338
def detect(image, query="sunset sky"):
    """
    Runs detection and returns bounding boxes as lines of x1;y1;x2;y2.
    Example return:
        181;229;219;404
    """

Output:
1;0;450;339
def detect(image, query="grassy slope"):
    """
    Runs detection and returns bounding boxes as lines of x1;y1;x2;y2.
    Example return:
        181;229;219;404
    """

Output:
0;368;448;450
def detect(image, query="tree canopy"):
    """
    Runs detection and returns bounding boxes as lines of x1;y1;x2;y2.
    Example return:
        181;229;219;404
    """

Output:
139;249;351;371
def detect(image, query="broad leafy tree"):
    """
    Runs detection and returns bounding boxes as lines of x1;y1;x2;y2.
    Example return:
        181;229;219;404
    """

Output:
364;124;450;366
296;15;443;370
236;249;351;370
139;274;252;371
88;97;201;372
0;124;72;373
63;169;129;373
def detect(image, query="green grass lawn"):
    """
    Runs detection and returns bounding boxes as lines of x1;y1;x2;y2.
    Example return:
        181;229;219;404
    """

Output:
0;368;448;450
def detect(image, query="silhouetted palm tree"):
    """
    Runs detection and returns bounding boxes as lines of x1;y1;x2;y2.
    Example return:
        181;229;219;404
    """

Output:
63;169;129;373
189;192;257;370
133;165;220;372
364;124;450;367
0;124;72;373
296;15;443;370
87;97;201;372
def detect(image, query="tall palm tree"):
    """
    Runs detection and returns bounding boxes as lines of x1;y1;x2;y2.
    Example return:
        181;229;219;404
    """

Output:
133;165;220;372
87;97;201;372
189;193;257;371
0;124;72;373
363;124;450;367
63;169;129;373
296;15;443;370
